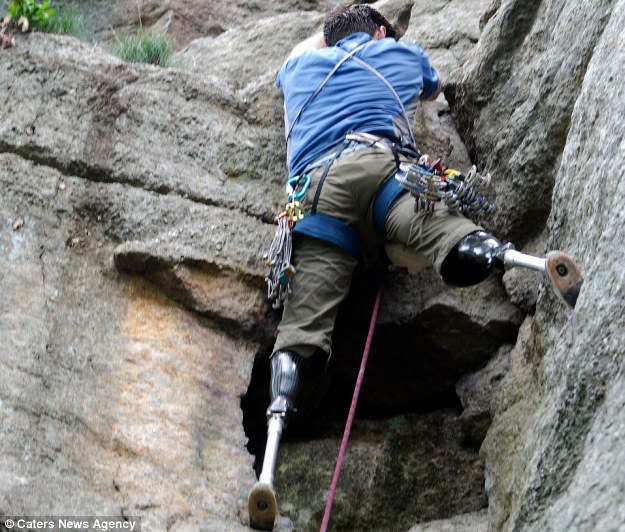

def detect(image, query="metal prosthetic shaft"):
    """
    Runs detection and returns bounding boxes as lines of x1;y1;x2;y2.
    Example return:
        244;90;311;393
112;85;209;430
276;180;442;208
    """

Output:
502;249;546;272
259;414;284;486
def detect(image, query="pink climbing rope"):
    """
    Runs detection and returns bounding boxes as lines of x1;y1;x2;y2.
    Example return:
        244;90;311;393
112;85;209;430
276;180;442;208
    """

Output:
320;282;384;532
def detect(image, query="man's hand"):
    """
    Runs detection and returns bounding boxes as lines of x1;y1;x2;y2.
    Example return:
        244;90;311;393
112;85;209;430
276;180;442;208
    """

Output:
288;31;327;59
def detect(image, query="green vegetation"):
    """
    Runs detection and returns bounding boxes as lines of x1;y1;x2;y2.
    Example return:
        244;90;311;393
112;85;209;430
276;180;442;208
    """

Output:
5;1;174;66
112;32;176;67
39;7;85;38
7;0;55;28
5;1;85;38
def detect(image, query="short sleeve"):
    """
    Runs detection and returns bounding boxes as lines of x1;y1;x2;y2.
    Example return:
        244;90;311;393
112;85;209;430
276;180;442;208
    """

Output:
419;49;440;100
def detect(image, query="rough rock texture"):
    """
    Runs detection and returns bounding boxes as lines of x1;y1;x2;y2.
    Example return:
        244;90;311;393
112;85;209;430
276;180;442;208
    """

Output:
274;412;487;531
448;0;615;244
0;153;258;530
56;0;339;47
409;510;488;532
403;0;496;83
450;1;625;531
1;0;624;531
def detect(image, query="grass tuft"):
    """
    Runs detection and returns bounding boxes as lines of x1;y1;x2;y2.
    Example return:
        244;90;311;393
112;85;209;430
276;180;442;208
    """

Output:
113;32;176;67
39;7;86;39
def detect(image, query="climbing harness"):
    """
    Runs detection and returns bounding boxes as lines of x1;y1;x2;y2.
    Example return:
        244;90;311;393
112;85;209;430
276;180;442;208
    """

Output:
394;156;497;218
264;145;498;307
264;37;496;308
265;133;389;307
320;280;384;531
266;38;423;308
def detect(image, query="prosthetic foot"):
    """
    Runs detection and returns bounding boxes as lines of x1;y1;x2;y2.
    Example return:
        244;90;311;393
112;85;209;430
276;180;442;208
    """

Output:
248;350;306;531
503;249;583;308
441;231;583;308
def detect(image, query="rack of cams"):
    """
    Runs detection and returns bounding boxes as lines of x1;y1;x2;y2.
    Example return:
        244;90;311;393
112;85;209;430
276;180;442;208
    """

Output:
394;158;583;308
395;159;497;216
263;177;307;309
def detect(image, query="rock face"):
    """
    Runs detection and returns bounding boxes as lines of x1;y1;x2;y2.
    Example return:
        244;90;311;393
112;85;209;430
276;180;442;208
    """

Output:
1;0;623;531
450;1;625;530
449;0;616;244
57;0;339;47
0;153;258;530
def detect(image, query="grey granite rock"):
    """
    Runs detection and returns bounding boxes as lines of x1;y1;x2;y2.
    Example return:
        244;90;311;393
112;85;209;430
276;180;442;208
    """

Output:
2;0;623;530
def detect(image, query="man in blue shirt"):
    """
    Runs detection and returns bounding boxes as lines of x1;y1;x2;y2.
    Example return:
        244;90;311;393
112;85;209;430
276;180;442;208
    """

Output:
277;22;442;178
249;5;484;529
269;5;486;410
249;4;581;529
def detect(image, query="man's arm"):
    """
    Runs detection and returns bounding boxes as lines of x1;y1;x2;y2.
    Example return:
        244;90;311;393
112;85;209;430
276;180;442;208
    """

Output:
423;72;443;101
420;60;443;101
288;31;327;59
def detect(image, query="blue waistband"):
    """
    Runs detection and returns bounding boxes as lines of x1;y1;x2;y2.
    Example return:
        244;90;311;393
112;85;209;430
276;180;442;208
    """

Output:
292;177;406;260
291;136;406;260
293;213;362;259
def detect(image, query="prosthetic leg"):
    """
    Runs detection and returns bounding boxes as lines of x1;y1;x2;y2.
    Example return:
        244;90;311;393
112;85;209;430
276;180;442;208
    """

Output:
440;231;583;307
248;350;307;530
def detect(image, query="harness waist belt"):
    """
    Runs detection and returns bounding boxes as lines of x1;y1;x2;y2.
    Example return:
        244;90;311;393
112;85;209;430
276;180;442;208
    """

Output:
292;133;407;260
293;214;362;260
299;133;396;177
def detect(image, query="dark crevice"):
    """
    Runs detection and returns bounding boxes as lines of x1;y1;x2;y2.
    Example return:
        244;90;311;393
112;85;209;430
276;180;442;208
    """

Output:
241;346;468;472
241;346;487;529
444;1;614;246
241;270;494;528
443;0;544;166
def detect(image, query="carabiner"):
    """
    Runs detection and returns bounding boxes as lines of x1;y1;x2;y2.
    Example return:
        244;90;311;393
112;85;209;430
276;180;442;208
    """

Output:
286;174;311;201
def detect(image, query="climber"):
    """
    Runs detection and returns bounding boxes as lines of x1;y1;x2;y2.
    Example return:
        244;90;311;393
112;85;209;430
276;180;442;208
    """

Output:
248;4;582;530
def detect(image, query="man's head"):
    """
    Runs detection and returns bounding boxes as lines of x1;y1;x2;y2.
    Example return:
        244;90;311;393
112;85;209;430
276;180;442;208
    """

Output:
323;4;397;47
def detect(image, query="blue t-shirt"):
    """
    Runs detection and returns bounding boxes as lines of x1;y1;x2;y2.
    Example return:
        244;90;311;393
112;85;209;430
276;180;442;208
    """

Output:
276;32;440;177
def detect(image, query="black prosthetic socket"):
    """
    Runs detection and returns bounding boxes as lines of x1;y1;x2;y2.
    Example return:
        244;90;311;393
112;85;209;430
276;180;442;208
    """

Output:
440;230;509;287
267;350;308;418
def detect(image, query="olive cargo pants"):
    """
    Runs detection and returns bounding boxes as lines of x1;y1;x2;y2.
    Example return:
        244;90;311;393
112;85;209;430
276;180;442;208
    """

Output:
274;143;480;358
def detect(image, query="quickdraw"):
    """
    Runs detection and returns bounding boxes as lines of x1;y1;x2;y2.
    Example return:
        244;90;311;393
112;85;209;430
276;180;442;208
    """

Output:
264;175;311;308
395;155;497;218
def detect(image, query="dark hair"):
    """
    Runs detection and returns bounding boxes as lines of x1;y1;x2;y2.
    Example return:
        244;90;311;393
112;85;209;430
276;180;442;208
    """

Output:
323;4;397;47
